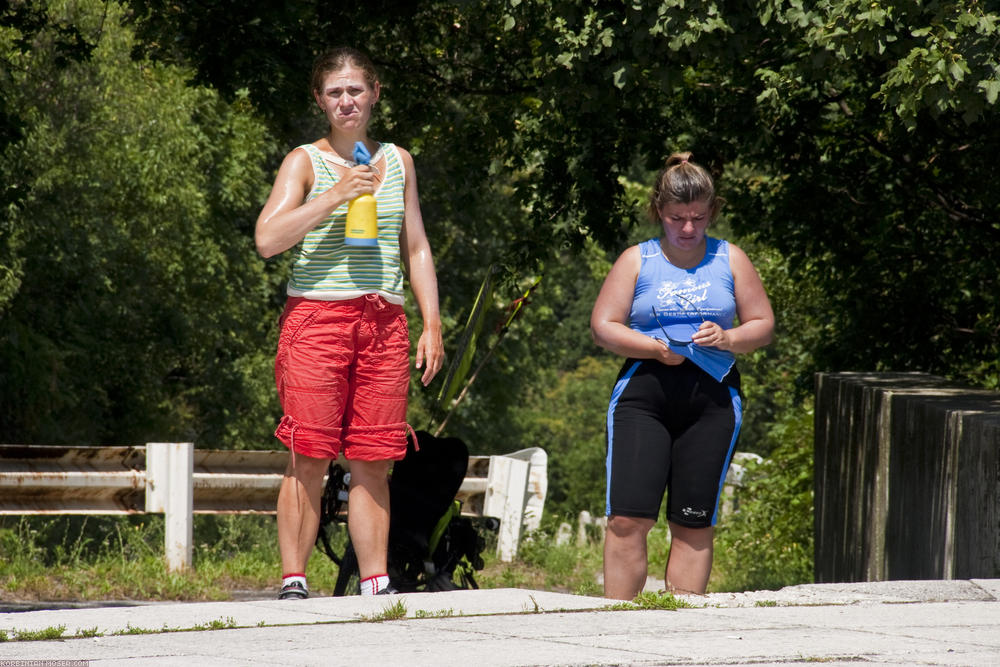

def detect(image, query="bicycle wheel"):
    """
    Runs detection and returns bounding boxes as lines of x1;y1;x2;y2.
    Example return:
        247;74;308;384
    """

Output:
333;541;360;596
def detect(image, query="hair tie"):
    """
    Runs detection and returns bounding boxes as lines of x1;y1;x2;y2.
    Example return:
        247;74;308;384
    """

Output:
680;159;688;164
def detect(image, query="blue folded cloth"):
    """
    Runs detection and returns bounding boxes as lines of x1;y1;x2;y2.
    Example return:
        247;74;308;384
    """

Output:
670;343;735;383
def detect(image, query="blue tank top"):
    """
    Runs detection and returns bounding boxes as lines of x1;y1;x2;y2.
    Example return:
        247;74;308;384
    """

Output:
630;237;736;382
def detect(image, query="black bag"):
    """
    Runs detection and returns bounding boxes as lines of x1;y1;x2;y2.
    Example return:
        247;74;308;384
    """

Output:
317;430;497;595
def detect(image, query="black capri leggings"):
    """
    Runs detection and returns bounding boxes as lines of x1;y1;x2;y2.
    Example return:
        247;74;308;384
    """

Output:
604;359;743;528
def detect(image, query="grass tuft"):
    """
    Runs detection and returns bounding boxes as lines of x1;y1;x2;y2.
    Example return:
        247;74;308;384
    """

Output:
607;591;692;611
632;591;693;610
360;599;407;622
112;623;156;636
414;608;454;618
192;617;238;631
10;625;67;641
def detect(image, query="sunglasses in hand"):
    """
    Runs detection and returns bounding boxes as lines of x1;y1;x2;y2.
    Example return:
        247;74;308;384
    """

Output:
650;293;707;347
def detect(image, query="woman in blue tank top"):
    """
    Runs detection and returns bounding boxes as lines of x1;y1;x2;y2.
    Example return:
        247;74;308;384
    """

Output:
591;152;774;599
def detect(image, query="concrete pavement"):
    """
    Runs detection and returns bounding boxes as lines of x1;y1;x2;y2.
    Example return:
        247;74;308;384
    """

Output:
0;580;998;665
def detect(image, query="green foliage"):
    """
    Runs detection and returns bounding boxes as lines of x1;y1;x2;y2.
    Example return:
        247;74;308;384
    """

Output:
191;617;237;631
712;405;815;592
1;0;283;447
113;624;156;636
517;355;619;518
6;0;991;449
1;514;606;600
722;2;1000;389
0;514;344;601
479;522;604;597
414;607;455;618
730;230;828;453
433;266;498;423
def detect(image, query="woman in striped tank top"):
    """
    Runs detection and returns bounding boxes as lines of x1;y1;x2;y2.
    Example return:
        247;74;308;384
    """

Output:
255;47;443;599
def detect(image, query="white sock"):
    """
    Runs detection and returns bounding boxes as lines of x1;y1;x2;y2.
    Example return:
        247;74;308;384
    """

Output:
282;574;308;590
360;574;390;596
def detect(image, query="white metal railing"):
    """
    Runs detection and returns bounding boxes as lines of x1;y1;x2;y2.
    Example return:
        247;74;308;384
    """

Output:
0;443;547;571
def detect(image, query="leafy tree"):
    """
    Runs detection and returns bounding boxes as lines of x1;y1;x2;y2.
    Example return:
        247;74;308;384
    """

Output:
127;0;999;392
1;0;96;314
0;0;281;446
722;1;1000;388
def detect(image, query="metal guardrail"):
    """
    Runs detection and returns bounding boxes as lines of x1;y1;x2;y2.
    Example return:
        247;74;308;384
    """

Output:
0;443;547;571
0;445;146;513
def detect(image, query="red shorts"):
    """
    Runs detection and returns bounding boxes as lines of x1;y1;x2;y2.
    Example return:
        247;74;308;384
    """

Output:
273;294;411;462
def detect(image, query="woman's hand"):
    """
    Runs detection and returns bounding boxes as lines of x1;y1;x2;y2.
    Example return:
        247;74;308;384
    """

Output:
332;164;377;201
255;148;377;258
396;146;444;388
415;324;444;387
691;321;731;350
652;338;687;365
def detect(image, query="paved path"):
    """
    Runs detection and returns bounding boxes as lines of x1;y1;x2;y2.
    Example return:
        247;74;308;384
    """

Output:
1;580;998;665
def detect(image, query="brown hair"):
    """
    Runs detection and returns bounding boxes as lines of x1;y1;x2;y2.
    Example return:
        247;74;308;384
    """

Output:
648;152;721;222
310;47;379;95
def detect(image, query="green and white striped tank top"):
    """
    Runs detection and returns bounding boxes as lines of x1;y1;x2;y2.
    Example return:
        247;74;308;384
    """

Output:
287;142;406;304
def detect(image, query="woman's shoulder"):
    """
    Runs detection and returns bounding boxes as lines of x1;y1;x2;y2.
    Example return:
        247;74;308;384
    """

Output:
636;238;663;258
293;142;321;155
705;235;727;250
617;241;652;257
708;236;746;259
708;236;746;262
383;144;415;176
285;143;320;166
383;143;410;162
720;240;758;277
275;144;319;177
612;243;644;270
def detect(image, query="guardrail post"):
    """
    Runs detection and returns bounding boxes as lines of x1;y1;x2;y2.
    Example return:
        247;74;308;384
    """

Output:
147;442;194;572
145;444;168;513
483;455;531;562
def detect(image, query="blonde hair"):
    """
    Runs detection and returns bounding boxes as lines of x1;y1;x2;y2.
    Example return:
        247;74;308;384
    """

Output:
648;152;721;222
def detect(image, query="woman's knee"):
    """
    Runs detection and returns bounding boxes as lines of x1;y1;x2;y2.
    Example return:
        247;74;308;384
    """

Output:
668;522;714;550
284;453;331;480
607;515;655;540
347;459;392;487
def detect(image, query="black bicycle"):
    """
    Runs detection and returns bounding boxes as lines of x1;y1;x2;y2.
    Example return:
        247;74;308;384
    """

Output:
315;430;498;596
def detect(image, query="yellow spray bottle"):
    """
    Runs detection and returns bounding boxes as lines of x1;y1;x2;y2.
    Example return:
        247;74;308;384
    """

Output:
344;141;378;246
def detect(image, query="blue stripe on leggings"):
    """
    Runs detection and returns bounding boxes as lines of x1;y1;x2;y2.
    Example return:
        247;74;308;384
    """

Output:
710;386;743;525
605;360;641;517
